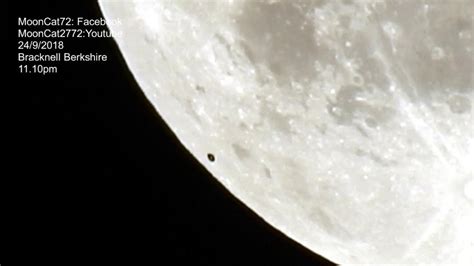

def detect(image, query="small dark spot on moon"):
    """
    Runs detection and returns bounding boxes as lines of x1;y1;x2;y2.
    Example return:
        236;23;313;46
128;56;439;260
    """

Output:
447;95;471;114
196;85;205;93
352;75;363;86
232;143;250;160
365;117;378;128
207;153;215;162
263;166;272;179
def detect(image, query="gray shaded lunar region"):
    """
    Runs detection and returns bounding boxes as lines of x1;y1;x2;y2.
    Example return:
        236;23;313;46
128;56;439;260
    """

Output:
99;0;473;264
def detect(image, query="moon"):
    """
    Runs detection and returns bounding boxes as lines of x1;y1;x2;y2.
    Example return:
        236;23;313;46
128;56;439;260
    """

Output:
99;0;473;264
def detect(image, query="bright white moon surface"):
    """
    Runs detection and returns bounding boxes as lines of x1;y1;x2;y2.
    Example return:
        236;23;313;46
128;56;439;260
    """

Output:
99;0;473;264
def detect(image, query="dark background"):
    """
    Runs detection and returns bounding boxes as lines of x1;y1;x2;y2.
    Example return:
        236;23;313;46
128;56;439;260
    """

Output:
9;1;336;265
